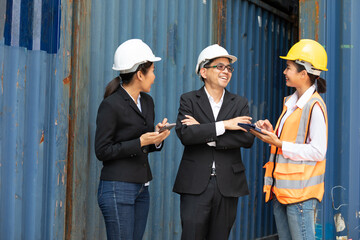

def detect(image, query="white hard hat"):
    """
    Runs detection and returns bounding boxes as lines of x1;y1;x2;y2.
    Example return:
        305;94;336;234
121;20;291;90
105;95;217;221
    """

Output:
195;44;237;75
112;39;161;73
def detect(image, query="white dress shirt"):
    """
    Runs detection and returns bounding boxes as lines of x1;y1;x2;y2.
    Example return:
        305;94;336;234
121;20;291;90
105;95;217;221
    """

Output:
203;87;227;169
204;87;226;147
278;85;327;162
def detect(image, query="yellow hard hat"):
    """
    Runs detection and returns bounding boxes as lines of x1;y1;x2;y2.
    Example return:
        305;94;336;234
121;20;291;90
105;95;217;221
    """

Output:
280;39;328;72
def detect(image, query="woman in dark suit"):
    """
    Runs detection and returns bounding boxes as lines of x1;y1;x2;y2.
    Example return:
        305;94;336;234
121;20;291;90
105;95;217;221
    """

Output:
95;39;170;240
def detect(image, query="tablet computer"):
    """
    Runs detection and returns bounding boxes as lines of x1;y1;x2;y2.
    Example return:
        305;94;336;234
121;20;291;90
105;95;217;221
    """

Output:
238;123;264;134
158;123;176;133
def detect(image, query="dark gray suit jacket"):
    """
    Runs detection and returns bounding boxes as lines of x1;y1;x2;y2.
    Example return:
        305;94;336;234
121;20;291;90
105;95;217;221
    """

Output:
173;87;254;197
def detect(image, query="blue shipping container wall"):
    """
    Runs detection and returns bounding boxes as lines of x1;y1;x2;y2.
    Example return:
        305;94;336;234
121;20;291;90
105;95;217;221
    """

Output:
223;1;295;239
9;0;360;239
0;0;70;239
299;1;360;239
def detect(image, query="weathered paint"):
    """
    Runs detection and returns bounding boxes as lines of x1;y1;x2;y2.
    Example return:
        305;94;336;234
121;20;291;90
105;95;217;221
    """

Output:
0;0;71;239
299;0;320;41
64;0;93;238
299;0;360;239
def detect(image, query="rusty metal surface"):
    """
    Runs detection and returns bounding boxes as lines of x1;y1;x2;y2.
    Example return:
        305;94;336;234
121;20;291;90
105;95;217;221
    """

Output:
299;0;321;41
64;0;93;238
213;0;228;44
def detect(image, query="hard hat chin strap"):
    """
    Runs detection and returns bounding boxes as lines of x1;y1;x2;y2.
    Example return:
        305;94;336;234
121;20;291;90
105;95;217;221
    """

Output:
295;60;321;76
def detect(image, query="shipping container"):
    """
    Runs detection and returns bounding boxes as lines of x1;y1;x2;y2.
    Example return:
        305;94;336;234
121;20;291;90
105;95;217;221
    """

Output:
2;0;358;240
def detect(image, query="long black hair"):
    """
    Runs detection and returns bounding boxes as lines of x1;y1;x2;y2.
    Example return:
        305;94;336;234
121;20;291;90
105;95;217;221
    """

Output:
103;61;153;99
294;61;327;93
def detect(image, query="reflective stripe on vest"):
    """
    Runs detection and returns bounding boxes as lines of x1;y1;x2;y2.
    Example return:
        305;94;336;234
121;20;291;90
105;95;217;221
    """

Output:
268;153;317;165
265;174;324;189
263;92;328;204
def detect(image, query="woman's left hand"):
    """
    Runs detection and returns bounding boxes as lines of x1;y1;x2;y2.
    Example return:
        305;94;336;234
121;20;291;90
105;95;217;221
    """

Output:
249;128;282;148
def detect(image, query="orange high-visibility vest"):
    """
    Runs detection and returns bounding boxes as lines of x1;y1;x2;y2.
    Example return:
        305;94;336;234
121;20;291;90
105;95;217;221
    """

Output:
263;91;328;204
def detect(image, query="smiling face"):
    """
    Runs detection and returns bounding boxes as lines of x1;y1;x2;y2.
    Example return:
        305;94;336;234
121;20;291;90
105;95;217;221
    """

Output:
200;57;232;90
283;60;305;88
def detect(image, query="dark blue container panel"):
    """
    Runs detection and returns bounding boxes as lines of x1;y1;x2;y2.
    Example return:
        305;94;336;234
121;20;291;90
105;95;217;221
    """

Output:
300;0;360;239
224;1;295;239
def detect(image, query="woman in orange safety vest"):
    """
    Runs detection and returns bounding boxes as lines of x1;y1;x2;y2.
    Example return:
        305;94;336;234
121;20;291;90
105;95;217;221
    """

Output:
250;39;328;240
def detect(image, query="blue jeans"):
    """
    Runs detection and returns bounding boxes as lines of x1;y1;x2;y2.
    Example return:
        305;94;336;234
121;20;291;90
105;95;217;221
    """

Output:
273;197;318;240
97;180;150;240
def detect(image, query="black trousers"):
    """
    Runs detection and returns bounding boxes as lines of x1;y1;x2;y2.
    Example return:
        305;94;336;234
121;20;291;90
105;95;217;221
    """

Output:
180;176;239;240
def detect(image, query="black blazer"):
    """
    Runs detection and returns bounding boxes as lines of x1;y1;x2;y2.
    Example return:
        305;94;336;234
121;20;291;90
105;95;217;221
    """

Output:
95;87;162;183
173;87;254;197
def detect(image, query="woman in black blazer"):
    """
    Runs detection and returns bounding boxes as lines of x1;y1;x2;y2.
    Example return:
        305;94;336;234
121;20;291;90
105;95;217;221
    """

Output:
95;39;170;240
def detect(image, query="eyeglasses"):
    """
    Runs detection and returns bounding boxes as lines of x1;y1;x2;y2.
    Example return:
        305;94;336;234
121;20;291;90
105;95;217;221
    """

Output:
204;63;234;73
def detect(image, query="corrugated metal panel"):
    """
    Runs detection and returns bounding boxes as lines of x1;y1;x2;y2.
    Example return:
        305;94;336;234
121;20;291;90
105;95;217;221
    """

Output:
83;1;213;239
0;0;71;239
222;1;296;239
299;1;360;239
64;0;93;239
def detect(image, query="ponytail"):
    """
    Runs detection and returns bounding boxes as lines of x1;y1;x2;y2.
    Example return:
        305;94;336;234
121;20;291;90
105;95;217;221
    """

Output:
293;61;327;93
317;78;326;94
311;75;327;94
104;77;120;99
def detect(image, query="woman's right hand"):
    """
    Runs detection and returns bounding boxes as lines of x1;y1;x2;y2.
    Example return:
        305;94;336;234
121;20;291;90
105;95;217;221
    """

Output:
140;130;170;147
254;119;274;132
